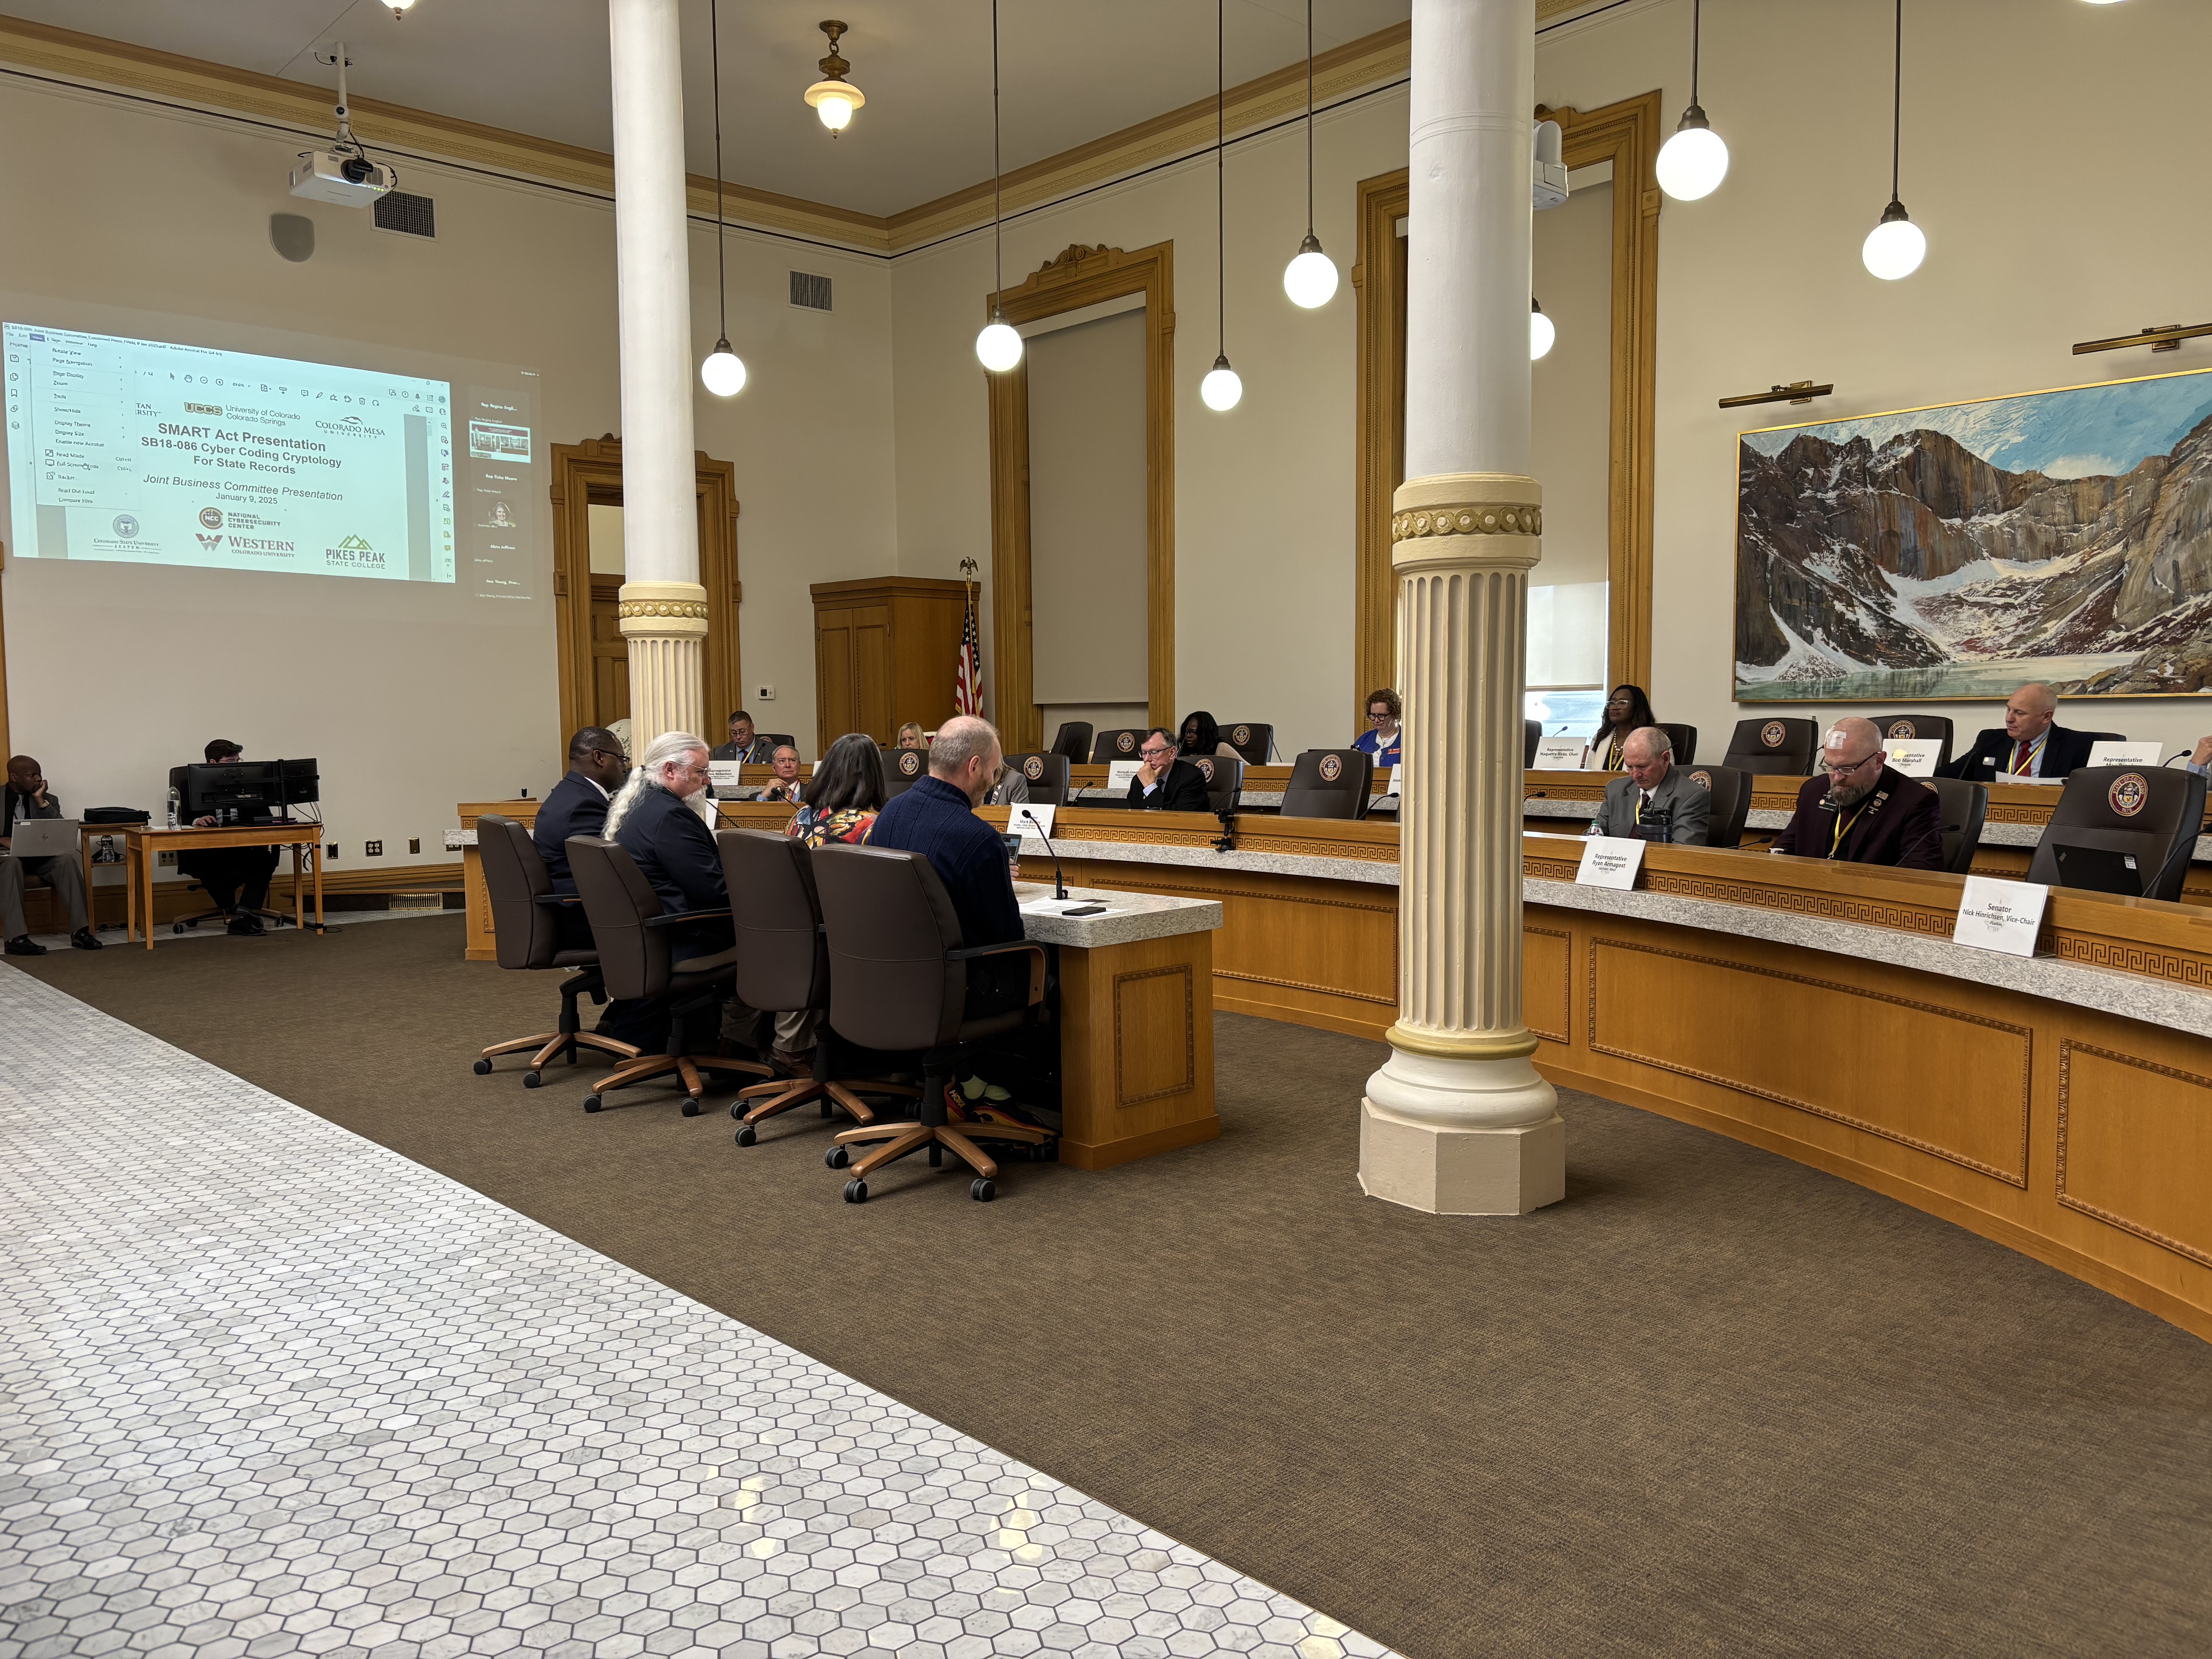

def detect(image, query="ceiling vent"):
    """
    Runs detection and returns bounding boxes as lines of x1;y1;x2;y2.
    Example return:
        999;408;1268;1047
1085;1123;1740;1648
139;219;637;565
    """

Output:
372;191;436;238
789;271;833;312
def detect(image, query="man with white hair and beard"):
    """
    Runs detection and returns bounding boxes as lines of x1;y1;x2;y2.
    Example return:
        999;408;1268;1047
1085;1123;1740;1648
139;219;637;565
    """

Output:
1771;716;1944;869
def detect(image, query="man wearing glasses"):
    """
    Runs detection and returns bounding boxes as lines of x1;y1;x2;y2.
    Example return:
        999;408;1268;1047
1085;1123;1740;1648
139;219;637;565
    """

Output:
1771;717;1943;869
1127;728;1211;812
533;726;631;945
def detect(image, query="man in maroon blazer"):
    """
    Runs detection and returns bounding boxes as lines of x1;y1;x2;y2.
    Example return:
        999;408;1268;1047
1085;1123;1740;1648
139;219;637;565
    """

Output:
1771;717;1945;871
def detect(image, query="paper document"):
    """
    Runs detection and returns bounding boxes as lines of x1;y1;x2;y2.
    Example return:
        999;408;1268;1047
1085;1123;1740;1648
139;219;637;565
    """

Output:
1575;835;1645;890
1011;804;1057;840
1021;896;1111;916
1534;737;1586;769
1953;875;2047;958
706;761;745;789
1106;760;1143;793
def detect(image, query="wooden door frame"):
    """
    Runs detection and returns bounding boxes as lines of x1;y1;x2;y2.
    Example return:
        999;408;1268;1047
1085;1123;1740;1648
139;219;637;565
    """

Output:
986;241;1175;756
1353;90;1663;719
548;436;742;750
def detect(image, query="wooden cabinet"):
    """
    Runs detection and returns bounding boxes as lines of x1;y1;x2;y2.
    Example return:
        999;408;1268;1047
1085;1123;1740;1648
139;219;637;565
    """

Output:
810;577;970;750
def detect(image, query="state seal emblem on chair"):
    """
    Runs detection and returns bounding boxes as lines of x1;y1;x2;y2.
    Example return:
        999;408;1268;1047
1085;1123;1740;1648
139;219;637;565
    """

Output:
1888;720;1916;739
1194;757;1214;781
1761;720;1787;748
1233;724;1251;745
898;750;922;777
1023;756;1044;780
1689;769;1712;790
1117;731;1137;753
1319;754;1343;782
2109;772;2150;817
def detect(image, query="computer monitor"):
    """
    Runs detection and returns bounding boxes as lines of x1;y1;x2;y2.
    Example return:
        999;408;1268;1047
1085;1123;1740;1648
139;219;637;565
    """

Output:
181;761;281;821
276;758;320;806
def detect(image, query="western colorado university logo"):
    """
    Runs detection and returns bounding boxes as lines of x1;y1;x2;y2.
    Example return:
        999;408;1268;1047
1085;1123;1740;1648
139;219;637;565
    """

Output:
2109;772;2150;818
1318;754;1343;783
1022;756;1044;781
1760;720;1787;748
1887;720;1916;739
897;750;922;777
1116;731;1137;754
1232;724;1252;746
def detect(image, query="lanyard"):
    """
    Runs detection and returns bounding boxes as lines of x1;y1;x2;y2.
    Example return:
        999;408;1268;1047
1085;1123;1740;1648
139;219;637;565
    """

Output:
1606;735;1625;770
2009;736;2040;775
1830;801;1869;857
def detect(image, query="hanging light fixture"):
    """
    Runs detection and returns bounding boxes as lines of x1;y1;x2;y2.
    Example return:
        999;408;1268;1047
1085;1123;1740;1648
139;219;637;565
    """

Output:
1655;0;1729;201
1281;0;1337;309
803;20;865;134
1862;0;1926;281
1200;0;1242;412
974;0;1022;374
699;0;747;397
1530;298;1555;361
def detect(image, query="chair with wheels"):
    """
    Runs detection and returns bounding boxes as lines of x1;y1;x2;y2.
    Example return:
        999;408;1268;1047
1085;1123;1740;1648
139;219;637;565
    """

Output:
1869;714;1954;771
1049;722;1094;765
811;843;1053;1203
1928;777;1988;876
1680;764;1752;849
1721;716;1820;776
715;829;919;1144
565;836;773;1115
1091;728;1149;763
1189;754;1243;814
2026;766;2206;903
472;815;639;1085
1221;722;1274;764
1281;749;1376;820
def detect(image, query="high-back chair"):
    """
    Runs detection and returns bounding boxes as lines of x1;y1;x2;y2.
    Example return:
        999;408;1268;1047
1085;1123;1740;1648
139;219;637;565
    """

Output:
1091;728;1148;763
1870;714;1954;770
999;752;1070;807
1281;749;1375;820
1523;719;1540;768
1188;753;1244;814
1722;716;1820;776
2026;766;2207;903
471;815;639;1085
1680;764;1752;849
715;830;919;1144
882;745;929;800
1928;777;1988;876
1654;723;1698;766
1221;722;1274;764
565;836;770;1114
759;733;797;756
1049;722;1094;764
811;844;1054;1203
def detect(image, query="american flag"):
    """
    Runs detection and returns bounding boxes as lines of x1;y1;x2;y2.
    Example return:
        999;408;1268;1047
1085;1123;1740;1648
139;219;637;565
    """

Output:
953;583;982;715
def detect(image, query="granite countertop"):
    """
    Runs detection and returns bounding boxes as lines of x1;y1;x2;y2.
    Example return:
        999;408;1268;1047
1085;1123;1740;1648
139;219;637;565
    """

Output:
1018;832;1403;887
1528;876;2212;1038
1013;882;1222;946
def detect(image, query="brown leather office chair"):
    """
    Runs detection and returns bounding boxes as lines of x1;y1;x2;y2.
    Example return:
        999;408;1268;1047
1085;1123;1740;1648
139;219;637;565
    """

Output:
1721;716;1820;776
811;843;1053;1203
759;733;797;754
716;829;919;1143
882;745;928;800
1680;764;1752;849
565;836;771;1114
2027;766;2206;902
472;815;639;1085
997;752;1070;806
1221;722;1273;764
1928;777;1988;876
1281;749;1374;819
1091;728;1148;763
1870;714;1954;770
1049;722;1093;764
1189;753;1243;813
1654;723;1698;766
1523;719;1540;767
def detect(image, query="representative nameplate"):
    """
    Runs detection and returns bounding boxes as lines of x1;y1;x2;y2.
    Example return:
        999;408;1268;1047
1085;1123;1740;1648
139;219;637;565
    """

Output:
707;761;745;789
1106;760;1143;793
1009;803;1057;841
1534;737;1586;769
1379;766;1398;797
1884;740;1941;777
2088;740;2163;768
1953;875;2048;958
1575;835;1645;890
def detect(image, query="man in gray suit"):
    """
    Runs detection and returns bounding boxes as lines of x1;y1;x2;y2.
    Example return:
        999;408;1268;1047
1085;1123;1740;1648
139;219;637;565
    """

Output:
1587;727;1709;844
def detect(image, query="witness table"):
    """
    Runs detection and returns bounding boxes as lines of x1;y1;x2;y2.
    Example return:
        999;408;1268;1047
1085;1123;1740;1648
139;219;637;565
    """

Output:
118;822;326;948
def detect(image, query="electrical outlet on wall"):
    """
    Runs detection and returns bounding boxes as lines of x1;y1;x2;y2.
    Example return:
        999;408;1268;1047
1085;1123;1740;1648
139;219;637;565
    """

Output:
366;840;383;857
756;684;775;700
157;850;177;867
409;837;420;854
326;844;339;860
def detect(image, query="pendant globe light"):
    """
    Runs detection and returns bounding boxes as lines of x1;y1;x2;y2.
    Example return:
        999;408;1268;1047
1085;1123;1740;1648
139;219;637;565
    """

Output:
1529;298;1555;361
699;0;747;397
974;0;1022;374
803;21;864;135
1199;0;1242;412
1862;0;1926;281
1280;0;1337;309
1654;0;1729;202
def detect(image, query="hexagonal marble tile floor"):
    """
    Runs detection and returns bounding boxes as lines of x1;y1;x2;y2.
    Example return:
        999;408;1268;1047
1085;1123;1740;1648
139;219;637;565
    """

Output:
0;966;1396;1659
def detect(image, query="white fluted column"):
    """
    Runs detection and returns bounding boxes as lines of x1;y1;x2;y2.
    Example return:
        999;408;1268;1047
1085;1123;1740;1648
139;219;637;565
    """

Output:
609;0;706;746
1359;0;1564;1214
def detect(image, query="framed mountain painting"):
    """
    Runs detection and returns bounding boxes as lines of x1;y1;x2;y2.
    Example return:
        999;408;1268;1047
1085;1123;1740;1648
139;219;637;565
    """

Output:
1734;365;2212;701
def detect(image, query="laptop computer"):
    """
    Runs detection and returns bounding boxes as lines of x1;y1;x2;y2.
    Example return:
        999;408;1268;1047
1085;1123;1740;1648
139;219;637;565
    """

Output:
5;816;80;858
2051;843;2143;896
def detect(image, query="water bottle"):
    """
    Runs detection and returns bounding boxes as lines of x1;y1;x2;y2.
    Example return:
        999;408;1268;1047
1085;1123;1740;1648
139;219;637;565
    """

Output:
166;786;180;830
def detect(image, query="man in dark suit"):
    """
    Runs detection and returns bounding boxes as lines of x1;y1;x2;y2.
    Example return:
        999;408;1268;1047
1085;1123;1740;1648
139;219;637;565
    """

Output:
532;726;629;945
1938;682;2099;783
1128;729;1211;811
1772;717;1944;870
710;710;773;764
1587;728;1709;844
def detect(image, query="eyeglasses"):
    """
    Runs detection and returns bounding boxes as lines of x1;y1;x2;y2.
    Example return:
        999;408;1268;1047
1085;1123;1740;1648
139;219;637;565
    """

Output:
1368;710;1391;722
1820;752;1881;778
1139;745;1173;760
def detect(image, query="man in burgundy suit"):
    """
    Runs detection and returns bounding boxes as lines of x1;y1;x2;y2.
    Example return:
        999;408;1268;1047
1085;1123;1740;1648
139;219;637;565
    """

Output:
1771;716;1944;871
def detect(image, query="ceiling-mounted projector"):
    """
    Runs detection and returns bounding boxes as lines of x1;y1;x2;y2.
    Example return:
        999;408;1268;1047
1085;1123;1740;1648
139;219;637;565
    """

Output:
290;150;394;205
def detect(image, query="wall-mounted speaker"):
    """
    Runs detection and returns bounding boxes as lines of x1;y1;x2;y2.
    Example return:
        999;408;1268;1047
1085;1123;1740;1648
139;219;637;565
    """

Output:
269;213;315;263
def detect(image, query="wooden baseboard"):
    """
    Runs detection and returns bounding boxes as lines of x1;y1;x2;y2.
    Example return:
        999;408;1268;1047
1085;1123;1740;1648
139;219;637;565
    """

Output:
1058;1114;1221;1171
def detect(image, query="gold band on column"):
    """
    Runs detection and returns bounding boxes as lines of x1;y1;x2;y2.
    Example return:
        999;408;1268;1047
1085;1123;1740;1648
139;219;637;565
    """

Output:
618;579;708;746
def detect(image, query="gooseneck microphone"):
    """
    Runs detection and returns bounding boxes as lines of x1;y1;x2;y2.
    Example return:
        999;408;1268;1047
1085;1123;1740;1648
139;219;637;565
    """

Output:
1016;807;1068;900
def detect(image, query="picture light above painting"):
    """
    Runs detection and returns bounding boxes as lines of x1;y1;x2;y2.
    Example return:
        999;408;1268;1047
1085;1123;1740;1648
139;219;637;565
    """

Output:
1734;365;2212;703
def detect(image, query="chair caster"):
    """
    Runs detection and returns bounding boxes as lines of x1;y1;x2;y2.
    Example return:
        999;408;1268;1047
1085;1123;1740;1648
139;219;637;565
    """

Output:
843;1178;868;1204
681;1099;702;1117
735;1125;757;1147
472;1058;493;1076
523;1071;541;1089
970;1178;996;1202
584;1095;603;1113
825;1145;850;1169
173;922;188;934
730;1100;745;1119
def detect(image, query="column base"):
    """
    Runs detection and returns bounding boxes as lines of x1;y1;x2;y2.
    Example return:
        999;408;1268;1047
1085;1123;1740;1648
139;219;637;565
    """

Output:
1358;1100;1565;1215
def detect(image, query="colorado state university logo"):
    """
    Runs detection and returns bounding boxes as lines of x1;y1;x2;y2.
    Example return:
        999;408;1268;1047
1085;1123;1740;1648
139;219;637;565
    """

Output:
1022;756;1044;781
1193;757;1214;781
1760;720;1787;748
1318;754;1343;783
1689;770;1712;791
1232;724;1252;746
1887;720;1917;739
1116;731;1137;754
2109;772;2150;818
897;750;922;777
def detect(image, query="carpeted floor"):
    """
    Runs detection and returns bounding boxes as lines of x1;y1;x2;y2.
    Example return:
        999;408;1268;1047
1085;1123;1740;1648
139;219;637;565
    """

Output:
20;917;2212;1658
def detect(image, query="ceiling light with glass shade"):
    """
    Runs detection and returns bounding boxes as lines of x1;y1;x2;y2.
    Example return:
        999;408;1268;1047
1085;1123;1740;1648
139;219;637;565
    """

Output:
1202;0;1241;411
386;0;416;17
974;0;1022;374
1655;0;1728;201
699;0;747;397
1281;0;1337;309
1530;299;1555;361
1862;0;1925;280
804;20;865;134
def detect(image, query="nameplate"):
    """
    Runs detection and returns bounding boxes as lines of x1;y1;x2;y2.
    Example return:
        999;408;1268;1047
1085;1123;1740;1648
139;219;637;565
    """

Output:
1953;875;2047;958
1010;803;1057;842
1575;835;1645;890
1534;737;1586;769
1884;740;1940;777
1106;760;1143;793
2088;740;2162;768
707;761;745;789
1379;766;1398;797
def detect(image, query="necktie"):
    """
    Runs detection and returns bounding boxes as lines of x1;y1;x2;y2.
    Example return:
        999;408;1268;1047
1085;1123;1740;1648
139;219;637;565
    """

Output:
2011;740;2033;776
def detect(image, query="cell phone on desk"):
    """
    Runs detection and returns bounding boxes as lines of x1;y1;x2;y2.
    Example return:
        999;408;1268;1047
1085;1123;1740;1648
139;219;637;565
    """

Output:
1062;903;1107;917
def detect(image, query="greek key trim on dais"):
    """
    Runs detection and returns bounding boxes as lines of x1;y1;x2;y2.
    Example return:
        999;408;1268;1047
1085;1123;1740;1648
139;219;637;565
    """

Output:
1391;503;1544;541
616;599;710;620
2056;1039;2212;1269
2048;936;2212;987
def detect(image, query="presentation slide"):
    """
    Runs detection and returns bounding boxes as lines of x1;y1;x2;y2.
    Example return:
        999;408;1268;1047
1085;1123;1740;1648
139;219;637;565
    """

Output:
4;323;458;582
